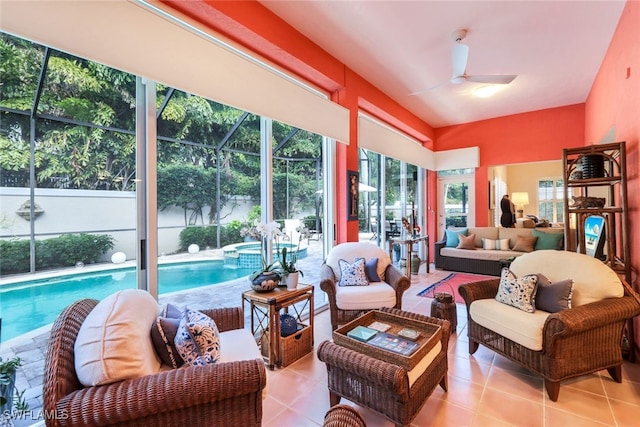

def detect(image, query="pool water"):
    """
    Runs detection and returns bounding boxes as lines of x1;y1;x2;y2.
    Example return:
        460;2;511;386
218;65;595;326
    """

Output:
0;260;252;343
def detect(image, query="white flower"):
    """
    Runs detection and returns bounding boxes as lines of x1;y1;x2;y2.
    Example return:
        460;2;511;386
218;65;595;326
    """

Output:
255;220;281;239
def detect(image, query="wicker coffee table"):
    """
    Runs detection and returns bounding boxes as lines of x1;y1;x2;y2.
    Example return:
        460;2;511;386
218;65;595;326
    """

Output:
317;307;451;427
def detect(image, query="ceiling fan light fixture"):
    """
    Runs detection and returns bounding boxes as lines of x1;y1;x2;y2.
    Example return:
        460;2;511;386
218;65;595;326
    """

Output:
474;85;499;98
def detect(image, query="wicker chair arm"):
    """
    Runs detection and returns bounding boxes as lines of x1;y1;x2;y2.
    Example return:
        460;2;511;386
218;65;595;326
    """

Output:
458;279;501;306
56;360;266;426
199;306;244;332
320;263;338;296
544;296;640;339
317;341;409;399
384;265;411;293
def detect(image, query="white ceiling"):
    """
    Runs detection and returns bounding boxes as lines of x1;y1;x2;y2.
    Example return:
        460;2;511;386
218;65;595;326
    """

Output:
260;0;626;128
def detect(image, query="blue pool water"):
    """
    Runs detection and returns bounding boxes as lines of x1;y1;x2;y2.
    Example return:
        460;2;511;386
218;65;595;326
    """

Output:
0;260;252;343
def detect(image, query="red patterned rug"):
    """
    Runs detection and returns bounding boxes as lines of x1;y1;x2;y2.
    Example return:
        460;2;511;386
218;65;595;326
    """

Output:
417;272;494;304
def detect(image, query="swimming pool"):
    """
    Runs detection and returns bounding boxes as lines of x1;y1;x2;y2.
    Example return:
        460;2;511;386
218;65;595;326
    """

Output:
0;260;252;343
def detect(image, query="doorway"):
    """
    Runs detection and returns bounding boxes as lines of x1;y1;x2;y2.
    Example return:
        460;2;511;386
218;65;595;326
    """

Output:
437;174;475;239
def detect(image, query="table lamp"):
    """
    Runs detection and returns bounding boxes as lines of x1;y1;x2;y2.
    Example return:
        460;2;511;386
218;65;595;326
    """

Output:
511;192;529;218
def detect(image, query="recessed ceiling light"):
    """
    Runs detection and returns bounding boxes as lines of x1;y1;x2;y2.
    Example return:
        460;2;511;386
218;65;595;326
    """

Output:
474;85;499;98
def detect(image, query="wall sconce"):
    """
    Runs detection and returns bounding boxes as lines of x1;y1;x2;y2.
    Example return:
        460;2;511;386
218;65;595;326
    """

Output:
511;192;529;218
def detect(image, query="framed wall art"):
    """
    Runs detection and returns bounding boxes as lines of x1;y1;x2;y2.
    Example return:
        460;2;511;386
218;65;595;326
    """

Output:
347;170;359;221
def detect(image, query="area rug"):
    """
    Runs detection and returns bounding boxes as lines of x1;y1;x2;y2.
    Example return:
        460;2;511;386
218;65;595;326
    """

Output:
417;272;494;304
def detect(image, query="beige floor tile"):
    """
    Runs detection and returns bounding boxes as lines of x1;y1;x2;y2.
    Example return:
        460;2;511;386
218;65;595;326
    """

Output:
608;398;640;427
477;387;544;426
449;353;493;385
545;406;612;427
485;365;545;401
545;386;615;425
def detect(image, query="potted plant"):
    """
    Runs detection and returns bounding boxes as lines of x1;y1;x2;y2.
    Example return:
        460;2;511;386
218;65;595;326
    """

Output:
0;356;28;420
277;234;304;290
248;220;284;292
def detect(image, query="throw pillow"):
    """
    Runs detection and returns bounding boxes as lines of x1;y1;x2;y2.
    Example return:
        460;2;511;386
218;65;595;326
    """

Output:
512;235;538;253
495;268;539;313
337;257;369;286
535;274;573;312
74;289;161;387
482;238;497;250
365;257;381;282
175;308;221;366
456;233;476;250
497;238;511;250
533;230;564;250
150;303;184;368
481;238;510;250
445;228;468;247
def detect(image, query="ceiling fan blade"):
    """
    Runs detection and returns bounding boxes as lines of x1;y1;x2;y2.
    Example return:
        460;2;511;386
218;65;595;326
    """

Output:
466;74;517;85
451;43;469;78
408;80;450;96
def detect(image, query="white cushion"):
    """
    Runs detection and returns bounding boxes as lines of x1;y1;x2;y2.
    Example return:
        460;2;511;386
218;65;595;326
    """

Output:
326;242;391;281
509;250;623;306
470;299;550;351
335;281;396;310
407;341;442;387
74;289;161;386
218;329;263;363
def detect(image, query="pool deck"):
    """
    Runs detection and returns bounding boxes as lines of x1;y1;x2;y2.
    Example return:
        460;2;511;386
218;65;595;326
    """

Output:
0;238;327;426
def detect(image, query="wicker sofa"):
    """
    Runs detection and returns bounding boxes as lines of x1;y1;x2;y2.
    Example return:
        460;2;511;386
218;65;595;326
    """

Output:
43;298;266;427
458;250;640;401
434;226;564;276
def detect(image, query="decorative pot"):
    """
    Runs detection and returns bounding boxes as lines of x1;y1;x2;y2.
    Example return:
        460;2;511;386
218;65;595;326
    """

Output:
250;271;280;292
410;254;421;274
283;271;299;290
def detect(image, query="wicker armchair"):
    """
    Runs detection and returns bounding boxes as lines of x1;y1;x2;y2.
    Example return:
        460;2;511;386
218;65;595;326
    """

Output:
43;299;266;427
323;404;367;427
320;242;410;330
458;250;640;401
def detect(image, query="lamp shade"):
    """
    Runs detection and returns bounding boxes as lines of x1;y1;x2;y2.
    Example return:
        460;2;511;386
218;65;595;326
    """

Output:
512;192;530;207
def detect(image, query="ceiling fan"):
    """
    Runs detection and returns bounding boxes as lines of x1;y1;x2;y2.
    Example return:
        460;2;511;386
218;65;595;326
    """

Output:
410;29;517;95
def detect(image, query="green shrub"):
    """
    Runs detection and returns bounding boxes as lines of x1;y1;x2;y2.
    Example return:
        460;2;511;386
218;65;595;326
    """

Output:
0;234;114;276
178;222;246;252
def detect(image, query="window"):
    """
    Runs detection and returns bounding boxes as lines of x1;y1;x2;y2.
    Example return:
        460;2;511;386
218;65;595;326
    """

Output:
537;178;564;223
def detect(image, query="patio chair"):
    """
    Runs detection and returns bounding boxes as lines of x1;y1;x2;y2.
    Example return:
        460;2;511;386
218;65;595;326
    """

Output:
320;242;410;330
43;298;266;426
323;404;367;426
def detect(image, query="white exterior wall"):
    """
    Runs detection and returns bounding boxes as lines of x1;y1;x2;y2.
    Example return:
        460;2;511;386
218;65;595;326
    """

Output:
0;188;257;261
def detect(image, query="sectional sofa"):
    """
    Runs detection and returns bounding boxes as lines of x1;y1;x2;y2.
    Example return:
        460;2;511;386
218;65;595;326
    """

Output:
434;226;564;276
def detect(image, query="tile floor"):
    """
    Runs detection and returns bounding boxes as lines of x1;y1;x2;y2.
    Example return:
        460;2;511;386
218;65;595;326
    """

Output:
3;267;640;426
262;275;640;427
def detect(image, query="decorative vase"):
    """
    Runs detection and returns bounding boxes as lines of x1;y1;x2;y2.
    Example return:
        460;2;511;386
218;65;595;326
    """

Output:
283;271;299;290
411;253;421;274
250;271;280;292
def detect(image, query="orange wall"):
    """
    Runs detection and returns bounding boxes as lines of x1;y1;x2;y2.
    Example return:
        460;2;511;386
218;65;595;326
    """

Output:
434;105;585;226
585;0;640;358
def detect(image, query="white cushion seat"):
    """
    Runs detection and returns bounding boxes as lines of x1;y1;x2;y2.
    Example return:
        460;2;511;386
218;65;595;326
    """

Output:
470;299;550;350
335;281;397;310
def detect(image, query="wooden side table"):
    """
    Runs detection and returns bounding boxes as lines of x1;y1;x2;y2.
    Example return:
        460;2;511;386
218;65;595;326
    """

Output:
388;235;429;275
242;284;314;369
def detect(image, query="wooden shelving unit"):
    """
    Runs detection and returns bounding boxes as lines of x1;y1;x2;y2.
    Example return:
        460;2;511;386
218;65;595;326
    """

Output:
563;141;634;361
562;141;629;282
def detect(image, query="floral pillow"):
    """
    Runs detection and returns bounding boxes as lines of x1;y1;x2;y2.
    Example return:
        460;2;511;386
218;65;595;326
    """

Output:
337;257;369;286
495;268;539;313
175;308;221;366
